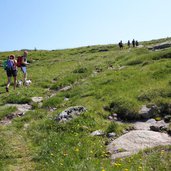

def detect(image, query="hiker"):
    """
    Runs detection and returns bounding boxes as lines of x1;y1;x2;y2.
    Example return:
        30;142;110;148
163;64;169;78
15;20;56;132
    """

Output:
118;41;123;49
20;51;29;84
135;40;139;47
132;39;135;47
127;40;131;48
5;55;17;92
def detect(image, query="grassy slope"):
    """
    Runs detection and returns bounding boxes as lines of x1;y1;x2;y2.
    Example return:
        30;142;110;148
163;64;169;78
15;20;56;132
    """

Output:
0;37;171;170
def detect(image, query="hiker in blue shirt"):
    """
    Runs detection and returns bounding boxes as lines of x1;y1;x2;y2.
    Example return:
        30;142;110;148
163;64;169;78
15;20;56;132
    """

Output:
5;55;17;92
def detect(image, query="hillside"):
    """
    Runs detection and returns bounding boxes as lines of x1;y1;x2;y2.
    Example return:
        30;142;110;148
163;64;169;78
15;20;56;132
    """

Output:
0;37;171;170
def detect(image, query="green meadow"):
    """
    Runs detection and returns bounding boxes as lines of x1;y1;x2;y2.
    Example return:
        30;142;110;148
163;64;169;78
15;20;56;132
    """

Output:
0;37;171;170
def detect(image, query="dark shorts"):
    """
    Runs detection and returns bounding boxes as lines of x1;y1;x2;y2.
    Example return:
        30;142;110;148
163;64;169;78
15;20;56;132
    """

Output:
6;69;17;77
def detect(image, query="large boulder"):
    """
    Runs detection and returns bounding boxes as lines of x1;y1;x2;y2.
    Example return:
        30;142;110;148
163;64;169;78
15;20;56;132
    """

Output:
107;130;171;160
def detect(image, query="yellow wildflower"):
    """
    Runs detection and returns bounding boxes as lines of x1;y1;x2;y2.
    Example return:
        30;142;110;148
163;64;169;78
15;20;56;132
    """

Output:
75;148;79;152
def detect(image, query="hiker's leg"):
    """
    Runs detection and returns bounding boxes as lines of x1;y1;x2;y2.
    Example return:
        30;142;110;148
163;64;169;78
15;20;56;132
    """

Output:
13;76;17;90
6;70;11;92
6;77;11;92
24;72;27;83
21;67;27;84
13;70;17;90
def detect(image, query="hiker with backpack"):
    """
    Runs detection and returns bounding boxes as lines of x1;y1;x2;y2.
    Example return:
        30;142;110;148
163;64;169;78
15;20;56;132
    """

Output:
5;55;18;92
17;51;29;85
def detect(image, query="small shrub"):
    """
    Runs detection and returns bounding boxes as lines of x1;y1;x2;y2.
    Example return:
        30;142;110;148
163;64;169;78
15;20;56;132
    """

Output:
73;67;87;73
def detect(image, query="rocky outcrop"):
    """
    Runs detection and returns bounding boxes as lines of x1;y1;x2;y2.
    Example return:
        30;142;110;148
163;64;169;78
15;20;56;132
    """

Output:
107;130;171;160
134;119;169;132
0;104;32;125
55;106;86;122
138;105;159;119
148;41;171;50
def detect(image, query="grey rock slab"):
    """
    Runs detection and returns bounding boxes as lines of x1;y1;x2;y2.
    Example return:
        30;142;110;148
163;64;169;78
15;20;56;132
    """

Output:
91;130;105;136
5;104;32;113
31;97;43;103
107;130;171;160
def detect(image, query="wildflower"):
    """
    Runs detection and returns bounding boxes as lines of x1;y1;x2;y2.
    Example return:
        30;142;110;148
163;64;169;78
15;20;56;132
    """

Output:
63;153;68;156
75;148;79;152
114;163;121;167
161;150;165;154
102;169;105;171
124;169;129;171
138;166;142;170
90;150;93;154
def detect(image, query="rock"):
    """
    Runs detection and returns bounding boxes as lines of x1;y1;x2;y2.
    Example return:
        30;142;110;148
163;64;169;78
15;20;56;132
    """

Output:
150;120;169;132
32;97;43;103
112;113;118;117
107;130;171;160
148;41;171;50
5;104;32;113
108;116;113;120
164;115;171;123
59;86;72;92
64;97;69;101
91;130;105;136
139;105;159;119
107;132;116;138
146;118;156;124
119;66;126;70
55;106;86;122
133;122;152;130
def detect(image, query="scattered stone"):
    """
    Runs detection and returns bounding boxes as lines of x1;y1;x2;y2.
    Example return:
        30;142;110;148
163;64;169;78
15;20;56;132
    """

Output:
164;115;171;123
64;97;69;101
55;106;86;122
119;66;126;70
107;132;116;138
112;113;118;117
146;118;157;124
108;116;113;120
134;119;169;132
59;86;72;92
138;105;159;119
31;97;43;103
91;130;105;136
49;107;57;112
150;120;169;132
107;130;171;160
5;104;32;114
107;113;118;121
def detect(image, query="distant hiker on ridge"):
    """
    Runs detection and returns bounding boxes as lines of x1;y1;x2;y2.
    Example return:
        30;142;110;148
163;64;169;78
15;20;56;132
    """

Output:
135;40;139;47
132;39;135;47
127;40;130;48
118;40;123;49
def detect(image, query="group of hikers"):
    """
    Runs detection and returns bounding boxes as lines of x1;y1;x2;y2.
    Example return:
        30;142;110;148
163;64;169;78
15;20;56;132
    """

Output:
118;39;139;49
3;51;29;92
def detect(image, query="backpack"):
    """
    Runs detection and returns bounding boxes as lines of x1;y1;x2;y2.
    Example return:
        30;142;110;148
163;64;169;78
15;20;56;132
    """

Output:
2;60;7;70
4;59;16;70
17;56;23;67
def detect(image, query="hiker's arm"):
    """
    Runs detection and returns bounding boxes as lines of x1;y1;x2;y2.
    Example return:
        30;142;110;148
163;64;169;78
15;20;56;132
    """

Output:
22;58;29;65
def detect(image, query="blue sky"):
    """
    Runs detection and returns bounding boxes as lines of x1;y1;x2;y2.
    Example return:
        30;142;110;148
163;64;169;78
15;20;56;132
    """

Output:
0;0;171;51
